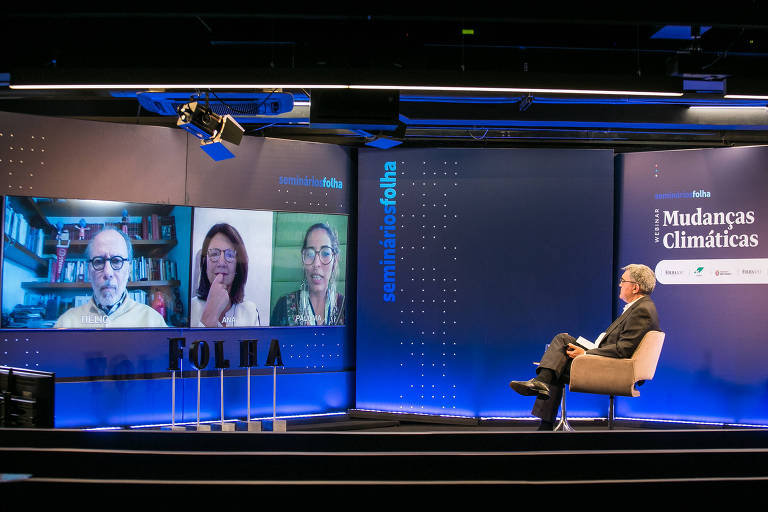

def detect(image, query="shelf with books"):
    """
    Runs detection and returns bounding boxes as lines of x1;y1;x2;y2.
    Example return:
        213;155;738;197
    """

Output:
43;238;178;257
3;233;49;275
4;196;54;236
4;196;52;277
21;280;181;290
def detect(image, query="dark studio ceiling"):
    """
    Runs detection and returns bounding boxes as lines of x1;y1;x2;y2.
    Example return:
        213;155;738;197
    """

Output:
2;8;768;151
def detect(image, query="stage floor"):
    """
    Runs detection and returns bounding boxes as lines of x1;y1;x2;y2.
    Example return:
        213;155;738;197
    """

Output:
254;411;768;433
2;420;768;498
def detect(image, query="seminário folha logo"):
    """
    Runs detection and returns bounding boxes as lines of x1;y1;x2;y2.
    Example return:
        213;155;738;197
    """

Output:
278;175;344;189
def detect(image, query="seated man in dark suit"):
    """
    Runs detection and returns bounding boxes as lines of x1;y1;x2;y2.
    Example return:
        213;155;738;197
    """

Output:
509;264;660;430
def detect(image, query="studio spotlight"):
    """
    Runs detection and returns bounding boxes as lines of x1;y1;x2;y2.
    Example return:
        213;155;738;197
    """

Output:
177;101;245;161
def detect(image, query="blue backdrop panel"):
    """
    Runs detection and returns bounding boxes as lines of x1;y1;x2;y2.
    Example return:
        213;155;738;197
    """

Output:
1;326;353;427
357;148;614;418
618;147;768;424
56;370;353;428
0;112;354;428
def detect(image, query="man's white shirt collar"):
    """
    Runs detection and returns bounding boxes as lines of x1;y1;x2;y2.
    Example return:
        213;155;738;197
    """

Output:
622;295;644;314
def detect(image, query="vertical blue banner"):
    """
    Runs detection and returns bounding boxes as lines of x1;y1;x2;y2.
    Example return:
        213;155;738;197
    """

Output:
357;148;614;418
619;147;768;424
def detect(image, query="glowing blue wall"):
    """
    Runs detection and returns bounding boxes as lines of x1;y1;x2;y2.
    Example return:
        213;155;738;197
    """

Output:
616;147;768;425
356;148;615;418
357;146;768;425
2;327;352;427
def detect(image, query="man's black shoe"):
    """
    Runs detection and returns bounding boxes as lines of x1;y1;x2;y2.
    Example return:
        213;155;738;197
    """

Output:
509;378;550;400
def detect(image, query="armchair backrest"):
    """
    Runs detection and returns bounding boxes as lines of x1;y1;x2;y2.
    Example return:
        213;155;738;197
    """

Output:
569;330;665;397
631;330;665;382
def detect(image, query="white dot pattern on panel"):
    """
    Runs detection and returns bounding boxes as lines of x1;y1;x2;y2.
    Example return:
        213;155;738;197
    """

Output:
0;337;39;368
285;332;343;370
0;131;46;192
398;159;461;413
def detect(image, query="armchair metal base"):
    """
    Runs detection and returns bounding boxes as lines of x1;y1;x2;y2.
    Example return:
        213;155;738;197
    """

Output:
553;387;617;431
608;394;616;430
554;385;574;432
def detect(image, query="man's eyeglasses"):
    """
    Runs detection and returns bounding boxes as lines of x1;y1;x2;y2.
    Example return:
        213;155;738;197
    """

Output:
90;256;129;271
207;248;237;263
302;246;335;265
619;278;638;285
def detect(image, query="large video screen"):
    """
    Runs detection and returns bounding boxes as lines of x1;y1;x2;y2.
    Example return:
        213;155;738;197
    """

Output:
2;196;349;329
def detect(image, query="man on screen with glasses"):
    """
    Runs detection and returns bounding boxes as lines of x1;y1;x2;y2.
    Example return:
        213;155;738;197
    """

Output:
54;228;167;328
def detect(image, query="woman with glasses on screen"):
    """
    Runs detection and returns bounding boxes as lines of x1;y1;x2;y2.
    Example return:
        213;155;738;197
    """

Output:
191;223;261;327
270;223;345;326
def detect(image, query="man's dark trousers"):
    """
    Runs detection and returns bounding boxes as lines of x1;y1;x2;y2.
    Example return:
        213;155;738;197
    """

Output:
532;333;575;422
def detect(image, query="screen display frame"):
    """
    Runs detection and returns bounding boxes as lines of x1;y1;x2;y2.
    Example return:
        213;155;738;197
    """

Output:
2;195;350;330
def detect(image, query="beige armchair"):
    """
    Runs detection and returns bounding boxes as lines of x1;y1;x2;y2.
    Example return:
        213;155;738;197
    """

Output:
566;330;665;429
